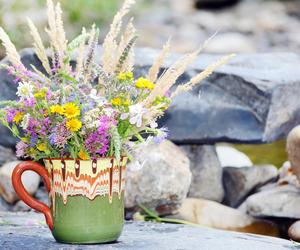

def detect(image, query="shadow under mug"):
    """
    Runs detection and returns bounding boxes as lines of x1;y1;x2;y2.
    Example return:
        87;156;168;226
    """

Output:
11;158;127;244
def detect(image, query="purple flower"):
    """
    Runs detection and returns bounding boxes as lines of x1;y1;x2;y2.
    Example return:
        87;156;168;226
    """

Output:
5;109;16;123
153;127;169;144
46;91;52;101
16;141;28;158
49;123;70;148
24;97;35;107
84;116;113;157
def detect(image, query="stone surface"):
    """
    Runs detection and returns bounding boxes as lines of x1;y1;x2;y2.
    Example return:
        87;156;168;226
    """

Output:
34;187;49;206
133;49;300;144
0;161;40;204
0;196;10;211
223;165;278;207
205;33;256;53
0;145;17;166
12;200;31;212
286;125;300;182
0;212;294;250
2;49;300;146
174;198;279;237
125;140;191;215
241;184;300;219
216;145;253;167
180;145;224;202
288;220;300;242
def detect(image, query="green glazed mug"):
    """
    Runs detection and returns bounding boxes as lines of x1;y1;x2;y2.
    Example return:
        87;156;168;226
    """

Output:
11;157;127;244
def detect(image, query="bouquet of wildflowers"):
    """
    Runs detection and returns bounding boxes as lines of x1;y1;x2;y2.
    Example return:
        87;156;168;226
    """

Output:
0;0;233;164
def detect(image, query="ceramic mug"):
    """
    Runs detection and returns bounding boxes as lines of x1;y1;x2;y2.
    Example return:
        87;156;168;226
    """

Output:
12;157;127;244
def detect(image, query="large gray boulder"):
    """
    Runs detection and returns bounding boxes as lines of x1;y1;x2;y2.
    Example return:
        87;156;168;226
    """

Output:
133;48;300;144
125;140;191;216
180;145;224;202
0;161;40;204
223;165;278;207
2;48;300;146
240;184;300;219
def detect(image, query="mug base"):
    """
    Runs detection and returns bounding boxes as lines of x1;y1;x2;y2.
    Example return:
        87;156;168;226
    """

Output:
55;237;119;245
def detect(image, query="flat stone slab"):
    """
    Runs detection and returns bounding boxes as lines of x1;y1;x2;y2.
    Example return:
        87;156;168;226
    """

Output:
0;212;296;250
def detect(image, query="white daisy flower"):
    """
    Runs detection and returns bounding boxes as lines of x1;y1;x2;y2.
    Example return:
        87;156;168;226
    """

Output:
121;104;147;128
16;82;34;100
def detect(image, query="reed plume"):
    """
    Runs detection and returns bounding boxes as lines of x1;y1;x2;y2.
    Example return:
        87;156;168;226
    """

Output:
27;18;51;74
171;54;235;98
0;28;23;67
148;39;171;83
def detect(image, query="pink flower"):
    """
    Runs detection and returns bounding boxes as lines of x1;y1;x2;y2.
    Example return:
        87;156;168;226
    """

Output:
16;141;28;158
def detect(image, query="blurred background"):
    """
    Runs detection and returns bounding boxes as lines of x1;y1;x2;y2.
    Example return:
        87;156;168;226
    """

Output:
1;0;300;56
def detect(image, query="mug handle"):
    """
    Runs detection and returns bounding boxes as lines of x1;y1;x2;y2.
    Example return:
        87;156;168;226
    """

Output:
12;161;53;230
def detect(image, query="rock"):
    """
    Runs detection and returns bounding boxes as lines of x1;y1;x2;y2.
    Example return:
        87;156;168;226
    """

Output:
0;145;17;166
133;49;300;144
241;184;300;219
35;187;49;206
195;0;241;9
180;145;224;202
288;220;300;242
216;145;252;167
3;49;300;146
223;165;278;207
0;161;40;204
205;33;256;53
125;140;191;215
286;125;300;182
174;198;279;237
0;212;293;250
12;200;31;212
0;197;10;211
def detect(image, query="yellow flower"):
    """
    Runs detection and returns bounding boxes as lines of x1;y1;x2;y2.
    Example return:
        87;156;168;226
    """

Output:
111;98;121;106
118;72;134;81
50;105;64;115
63;103;80;118
37;143;46;152
123;100;130;106
145;81;155;90
135;77;155;90
13;112;24;124
78;149;89;160
34;91;46;99
66;119;82;132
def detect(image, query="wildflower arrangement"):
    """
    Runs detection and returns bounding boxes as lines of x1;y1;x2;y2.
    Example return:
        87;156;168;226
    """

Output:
0;0;234;163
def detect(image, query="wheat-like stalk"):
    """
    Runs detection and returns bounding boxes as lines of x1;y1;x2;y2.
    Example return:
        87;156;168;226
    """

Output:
27;18;51;74
83;25;99;83
75;27;87;79
142;33;218;107
0;28;23;67
55;2;67;53
116;18;136;73
46;0;58;52
142;48;201;107
148;38;171;83
171;54;235;98
102;0;135;73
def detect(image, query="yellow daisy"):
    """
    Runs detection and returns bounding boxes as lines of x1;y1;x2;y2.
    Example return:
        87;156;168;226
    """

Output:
50;105;64;115
63;103;80;118
66;119;82;132
13;112;24;124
